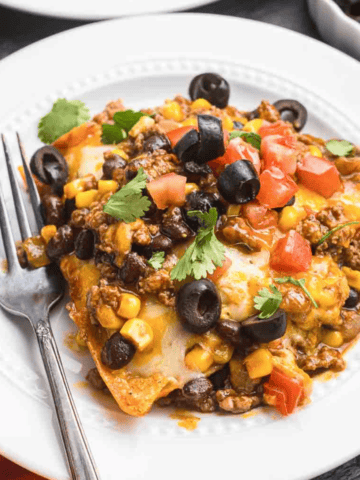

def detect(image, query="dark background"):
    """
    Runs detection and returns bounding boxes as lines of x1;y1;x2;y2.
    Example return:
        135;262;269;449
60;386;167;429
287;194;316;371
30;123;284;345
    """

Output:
0;0;358;478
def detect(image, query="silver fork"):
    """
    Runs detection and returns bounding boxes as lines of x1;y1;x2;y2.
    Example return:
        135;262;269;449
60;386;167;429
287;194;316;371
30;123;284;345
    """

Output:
0;134;100;480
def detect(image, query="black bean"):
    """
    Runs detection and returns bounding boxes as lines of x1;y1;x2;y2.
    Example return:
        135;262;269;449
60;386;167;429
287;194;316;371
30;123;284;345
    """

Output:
101;332;136;370
64;198;76;222
216;320;242;344
118;252;147;284
143;134;171;153
46;225;74;261
75;229;95;260
86;368;107;391
344;288;359;310
161;207;193;241
183;161;212;177
41;194;65;227
209;365;230;390
102;155;127;180
182;377;213;400
176;279;221;334
183;191;225;232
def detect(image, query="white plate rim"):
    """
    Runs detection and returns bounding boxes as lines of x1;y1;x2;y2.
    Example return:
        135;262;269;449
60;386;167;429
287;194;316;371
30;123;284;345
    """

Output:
0;0;217;21
1;13;360;480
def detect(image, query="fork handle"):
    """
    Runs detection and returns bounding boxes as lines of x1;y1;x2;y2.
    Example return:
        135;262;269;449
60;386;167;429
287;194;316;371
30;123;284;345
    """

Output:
35;320;100;480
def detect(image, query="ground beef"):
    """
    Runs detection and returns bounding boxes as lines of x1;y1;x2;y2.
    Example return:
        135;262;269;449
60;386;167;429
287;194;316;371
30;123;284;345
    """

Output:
221;217;263;252
338;309;360;342
125;151;181;181
297;345;346;373
257;100;281;122
216;389;261;414
70;208;90;229
297;133;326;149
92;99;125;124
138;267;175;306
157;387;217;413
344;230;360;270
229;357;262;395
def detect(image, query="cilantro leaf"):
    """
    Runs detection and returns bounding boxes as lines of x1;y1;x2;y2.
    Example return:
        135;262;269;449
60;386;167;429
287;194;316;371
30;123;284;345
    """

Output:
326;139;354;157
229;131;261;150
254;285;283;319
101;110;149;145
275;277;318;308
316;221;360;246
170;208;226;281
103;167;151;223
101;124;127;144
38;98;90;144
148;251;165;270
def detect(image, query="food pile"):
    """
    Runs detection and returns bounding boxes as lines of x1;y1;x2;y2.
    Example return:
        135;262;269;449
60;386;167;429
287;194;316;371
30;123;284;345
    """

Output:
19;73;360;418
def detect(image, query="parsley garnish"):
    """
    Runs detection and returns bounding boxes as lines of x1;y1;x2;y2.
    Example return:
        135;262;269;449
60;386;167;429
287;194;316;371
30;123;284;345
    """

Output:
326;139;354;157
38;99;91;144
170;208;225;281
254;285;283;319
229;131;261;150
148;251;165;270
101;110;149;144
275;277;318;308
103;167;151;223
316;221;360;246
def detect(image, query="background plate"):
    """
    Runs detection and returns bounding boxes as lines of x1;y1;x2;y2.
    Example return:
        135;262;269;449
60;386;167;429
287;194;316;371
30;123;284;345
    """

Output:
0;13;360;480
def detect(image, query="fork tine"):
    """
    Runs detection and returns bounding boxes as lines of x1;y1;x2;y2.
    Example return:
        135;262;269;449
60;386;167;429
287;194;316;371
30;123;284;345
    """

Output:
0;180;19;272
1;135;32;241
16;133;44;232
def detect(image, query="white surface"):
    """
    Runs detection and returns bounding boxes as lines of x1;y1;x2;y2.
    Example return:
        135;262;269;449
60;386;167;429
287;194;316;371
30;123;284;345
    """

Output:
0;13;360;480
0;0;216;20
308;0;360;61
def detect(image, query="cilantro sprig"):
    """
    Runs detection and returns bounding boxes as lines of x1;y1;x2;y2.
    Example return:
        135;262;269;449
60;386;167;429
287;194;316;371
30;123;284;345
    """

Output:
102;110;150;144
326;139;354;157
229;131;261;150
148;251;165;270
254;285;283;319
316;221;360;246
170;208;225;281
103;167;151;223
275;277;318;308
38;99;91;144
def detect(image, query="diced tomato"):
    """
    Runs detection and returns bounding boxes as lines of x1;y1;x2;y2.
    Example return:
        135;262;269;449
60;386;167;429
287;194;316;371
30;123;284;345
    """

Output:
242;201;278;230
264;367;304;416
166;126;197;148
296;154;341;198
258;120;293;138
256;167;298;209
270;230;312;273
207;257;232;283
261;135;299;175
208;137;261;176
147;173;186;210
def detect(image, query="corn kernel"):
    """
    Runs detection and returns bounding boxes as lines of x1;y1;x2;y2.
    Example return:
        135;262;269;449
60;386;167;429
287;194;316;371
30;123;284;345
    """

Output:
190;98;212;110
41;225;57;244
322;330;344;348
182;117;198;127
342;266;360;290
75;330;87;348
121;318;153;351
114;223;132;256
185;345;214;372
222;116;234;131
309;145;323;158
162;101;184;122
278;206;307;231
75;189;98;208
227;204;241;216
117;293;141;319
213;342;234;364
185;183;200;195
64;179;84;199
129;116;155;137
111;148;129;160
98;180;118;194
96;305;124;329
245;348;273;379
22;235;51;268
242;119;264;133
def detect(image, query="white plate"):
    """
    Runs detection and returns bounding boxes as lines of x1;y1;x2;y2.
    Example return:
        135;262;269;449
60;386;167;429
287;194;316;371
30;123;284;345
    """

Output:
1;13;360;480
308;0;360;61
0;0;216;20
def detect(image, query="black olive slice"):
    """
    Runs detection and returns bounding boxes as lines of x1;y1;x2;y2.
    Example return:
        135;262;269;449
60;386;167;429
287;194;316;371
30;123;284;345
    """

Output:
30;146;69;194
176;279;221;334
273;195;296;213
218;160;260;204
195;115;225;164
173;129;200;163
273;99;308;132
101;332;136;370
189;73;230;109
344;288;359;310
241;310;287;343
